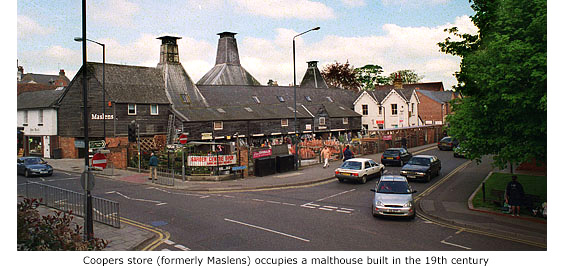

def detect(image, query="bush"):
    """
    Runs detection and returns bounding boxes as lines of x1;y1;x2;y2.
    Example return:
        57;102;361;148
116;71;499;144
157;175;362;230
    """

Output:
17;198;107;251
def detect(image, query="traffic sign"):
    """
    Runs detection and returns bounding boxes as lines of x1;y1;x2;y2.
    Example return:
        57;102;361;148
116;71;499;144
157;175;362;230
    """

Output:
89;140;106;149
179;133;188;144
92;153;107;169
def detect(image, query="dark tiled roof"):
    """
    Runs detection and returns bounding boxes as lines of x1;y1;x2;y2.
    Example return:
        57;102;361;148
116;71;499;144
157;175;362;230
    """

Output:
197;64;261;86
365;88;415;103
17;83;57;95
157;63;208;119
17;89;64;109
87;62;169;104
300;61;328;88
175;103;313;122
417;90;456;104
373;82;445;92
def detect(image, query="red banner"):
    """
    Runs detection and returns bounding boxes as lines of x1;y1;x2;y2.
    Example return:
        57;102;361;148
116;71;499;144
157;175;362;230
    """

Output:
383;135;393;141
252;149;272;159
187;155;236;166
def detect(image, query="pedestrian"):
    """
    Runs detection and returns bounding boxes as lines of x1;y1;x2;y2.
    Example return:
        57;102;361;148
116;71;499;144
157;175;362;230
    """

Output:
148;152;159;180
343;145;354;161
401;137;407;149
321;146;331;168
505;175;525;216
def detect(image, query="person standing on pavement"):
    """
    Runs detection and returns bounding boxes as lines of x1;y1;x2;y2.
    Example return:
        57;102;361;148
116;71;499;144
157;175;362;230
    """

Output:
321;146;331;168
401;137;407;149
505;175;525;216
343;145;354;161
148;152;159;180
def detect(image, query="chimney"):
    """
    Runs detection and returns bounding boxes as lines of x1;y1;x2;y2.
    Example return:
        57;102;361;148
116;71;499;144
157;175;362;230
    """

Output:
299;61;328;88
393;72;403;89
59;69;65;77
17;66;23;82
215;32;240;65
157;36;182;64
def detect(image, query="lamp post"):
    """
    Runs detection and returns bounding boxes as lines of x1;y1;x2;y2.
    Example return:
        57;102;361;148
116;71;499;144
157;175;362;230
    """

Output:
293;26;319;170
74;37;106;141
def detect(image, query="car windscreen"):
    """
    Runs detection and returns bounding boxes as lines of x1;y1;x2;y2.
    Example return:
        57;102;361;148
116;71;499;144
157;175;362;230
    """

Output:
408;157;430;166
377;181;411;194
383;150;399;156
24;158;43;165
340;161;362;170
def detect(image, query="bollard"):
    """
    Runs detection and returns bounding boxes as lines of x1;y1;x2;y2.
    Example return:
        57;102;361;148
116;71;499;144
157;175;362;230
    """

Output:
482;182;486;202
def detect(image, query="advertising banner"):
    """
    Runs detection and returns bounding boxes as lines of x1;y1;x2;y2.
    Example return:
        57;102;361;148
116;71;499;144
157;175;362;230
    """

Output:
252;149;272;159
187;155;236;166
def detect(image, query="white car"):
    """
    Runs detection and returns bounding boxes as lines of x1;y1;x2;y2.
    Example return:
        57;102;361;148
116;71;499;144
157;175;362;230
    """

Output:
335;158;385;184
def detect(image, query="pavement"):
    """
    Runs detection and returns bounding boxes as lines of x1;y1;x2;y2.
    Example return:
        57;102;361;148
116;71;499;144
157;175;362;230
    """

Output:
27;143;546;250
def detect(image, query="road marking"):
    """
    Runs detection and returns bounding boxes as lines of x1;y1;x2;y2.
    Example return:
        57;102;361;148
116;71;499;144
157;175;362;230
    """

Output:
164;239;175;245
282;202;296;206
252;199;264;202
336;210;352;214
40;177;46;181
266;200;281;204
224;218;310;242
174;244;191;251
120;217;171;251
146;187;210;199
161;248;171;251
440;240;472;250
106;191;167;206
322;206;338;209
316;189;356;202
318;207;334;211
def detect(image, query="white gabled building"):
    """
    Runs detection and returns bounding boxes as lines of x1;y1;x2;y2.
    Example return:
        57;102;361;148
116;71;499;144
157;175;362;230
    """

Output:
354;88;421;131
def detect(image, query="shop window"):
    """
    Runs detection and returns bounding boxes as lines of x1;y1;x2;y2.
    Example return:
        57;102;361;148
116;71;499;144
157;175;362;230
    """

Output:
281;119;288;127
150;105;158;115
128;104;137;115
319;117;326;126
214;121;223;130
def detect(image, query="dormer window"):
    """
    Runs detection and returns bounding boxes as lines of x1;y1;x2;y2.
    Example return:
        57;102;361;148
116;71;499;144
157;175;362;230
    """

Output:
252;96;260;104
305;96;312;102
277;96;285;102
180;94;191;104
326;96;334;103
217;108;226;113
244;107;253;112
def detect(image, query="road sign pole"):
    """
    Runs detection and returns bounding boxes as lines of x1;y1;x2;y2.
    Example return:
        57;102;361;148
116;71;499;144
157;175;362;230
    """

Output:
182;147;185;182
137;123;140;173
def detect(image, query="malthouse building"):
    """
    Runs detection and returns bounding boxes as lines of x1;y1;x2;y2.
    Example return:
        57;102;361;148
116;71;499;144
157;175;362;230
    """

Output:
56;32;361;168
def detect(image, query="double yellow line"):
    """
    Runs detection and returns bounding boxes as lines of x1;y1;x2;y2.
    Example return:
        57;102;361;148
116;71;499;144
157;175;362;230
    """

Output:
120;217;170;251
414;160;547;249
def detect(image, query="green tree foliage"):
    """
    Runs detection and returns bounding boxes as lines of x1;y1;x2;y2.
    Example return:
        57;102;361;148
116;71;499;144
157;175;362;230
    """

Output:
388;70;424;84
321;61;361;91
354;64;390;89
439;0;546;169
17;198;107;250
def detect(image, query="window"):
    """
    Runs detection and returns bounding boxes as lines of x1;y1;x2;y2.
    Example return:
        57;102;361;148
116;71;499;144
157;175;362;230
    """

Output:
23;111;28;125
180;94;190;104
217;108;226;113
319;117;326;126
411;103;415;112
150;105;158;115
391;104;398;115
128;104;137;115
213;121;223;130
326;96;334;103
305;96;312;102
252;96;261;104
379;106;383;115
38;109;43;124
343;118;348;124
281;119;289;127
362;104;368;115
244;107;253;112
277;96;285;102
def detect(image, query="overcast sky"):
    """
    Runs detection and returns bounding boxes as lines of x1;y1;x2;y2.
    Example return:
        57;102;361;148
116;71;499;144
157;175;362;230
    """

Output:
16;0;478;90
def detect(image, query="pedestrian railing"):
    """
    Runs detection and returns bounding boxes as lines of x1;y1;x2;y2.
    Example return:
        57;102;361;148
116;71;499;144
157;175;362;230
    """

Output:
154;168;175;186
24;181;120;228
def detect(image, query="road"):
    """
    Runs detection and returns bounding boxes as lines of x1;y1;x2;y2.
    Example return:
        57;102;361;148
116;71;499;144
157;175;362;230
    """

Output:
17;147;544;251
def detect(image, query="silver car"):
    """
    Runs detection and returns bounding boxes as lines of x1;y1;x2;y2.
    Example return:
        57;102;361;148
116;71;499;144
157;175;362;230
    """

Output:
335;158;385;184
370;175;417;219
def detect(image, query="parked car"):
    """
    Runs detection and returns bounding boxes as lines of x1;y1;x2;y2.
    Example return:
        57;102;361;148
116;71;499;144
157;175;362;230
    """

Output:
370;175;417;219
335;158;385;184
17;157;53;177
381;148;412;166
400;155;441;182
438;136;459;150
453;145;467;158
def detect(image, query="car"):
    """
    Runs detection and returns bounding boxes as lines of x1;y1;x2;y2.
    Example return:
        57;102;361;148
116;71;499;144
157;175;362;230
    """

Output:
380;148;412;166
453;145;467;158
17;157;53;177
438;136;459;150
400;155;441;182
370;175;417;219
335;158;385;184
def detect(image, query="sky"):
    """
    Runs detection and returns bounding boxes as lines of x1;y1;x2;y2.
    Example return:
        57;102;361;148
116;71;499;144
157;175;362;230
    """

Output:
16;0;478;90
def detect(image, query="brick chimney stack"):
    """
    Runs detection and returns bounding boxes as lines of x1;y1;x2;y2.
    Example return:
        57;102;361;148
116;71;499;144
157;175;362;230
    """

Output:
393;72;403;89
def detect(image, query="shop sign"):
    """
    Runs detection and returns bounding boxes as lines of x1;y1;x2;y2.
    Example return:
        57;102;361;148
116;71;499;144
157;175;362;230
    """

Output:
201;133;213;140
91;113;114;120
382;135;393;141
376;120;384;125
75;140;85;148
187;155;236;166
252;149;272;159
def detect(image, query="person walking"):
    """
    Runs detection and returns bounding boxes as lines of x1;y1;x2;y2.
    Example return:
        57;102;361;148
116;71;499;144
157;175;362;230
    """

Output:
343;145;354;161
321;146;331;168
148;152;159;181
505;175;525;216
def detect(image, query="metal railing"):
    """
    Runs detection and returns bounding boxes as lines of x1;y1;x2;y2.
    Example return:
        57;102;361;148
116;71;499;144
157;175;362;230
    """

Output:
25;182;120;228
153;168;175;186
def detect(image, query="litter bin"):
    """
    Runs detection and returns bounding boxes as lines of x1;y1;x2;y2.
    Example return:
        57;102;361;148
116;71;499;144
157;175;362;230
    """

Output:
276;154;295;173
254;157;276;177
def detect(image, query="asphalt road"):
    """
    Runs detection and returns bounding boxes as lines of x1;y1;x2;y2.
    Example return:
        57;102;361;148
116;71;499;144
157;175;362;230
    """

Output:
16;147;544;251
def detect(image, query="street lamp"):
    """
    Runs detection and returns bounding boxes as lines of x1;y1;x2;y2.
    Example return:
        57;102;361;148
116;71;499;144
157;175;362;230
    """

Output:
74;37;106;141
293;26;320;170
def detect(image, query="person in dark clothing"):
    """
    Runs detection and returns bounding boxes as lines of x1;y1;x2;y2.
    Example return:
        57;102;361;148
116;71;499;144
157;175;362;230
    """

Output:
401;137;407;149
505;175;525;216
148;152;159;180
343;145;354;161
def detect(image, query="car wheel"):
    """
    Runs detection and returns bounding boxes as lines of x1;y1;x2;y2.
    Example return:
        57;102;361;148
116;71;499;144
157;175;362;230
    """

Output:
360;175;367;184
24;170;30;178
409;211;416;220
426;174;431;182
338;178;344;183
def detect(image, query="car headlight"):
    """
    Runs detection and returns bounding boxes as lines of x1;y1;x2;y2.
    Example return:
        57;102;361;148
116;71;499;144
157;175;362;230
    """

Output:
375;200;384;207
416;172;425;175
400;170;408;174
403;202;412;208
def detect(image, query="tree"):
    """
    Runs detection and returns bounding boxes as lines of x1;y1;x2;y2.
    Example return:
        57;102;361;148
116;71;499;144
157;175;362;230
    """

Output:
354;64;390;89
388;70;424;84
438;0;546;169
321;61;361;91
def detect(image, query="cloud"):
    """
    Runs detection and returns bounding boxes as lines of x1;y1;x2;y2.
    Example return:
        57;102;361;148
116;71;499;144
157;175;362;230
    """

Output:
17;15;54;40
88;0;140;27
341;0;366;7
231;0;335;20
382;0;450;5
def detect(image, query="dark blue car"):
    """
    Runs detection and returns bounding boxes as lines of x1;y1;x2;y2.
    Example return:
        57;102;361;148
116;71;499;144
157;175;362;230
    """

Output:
17;157;53;177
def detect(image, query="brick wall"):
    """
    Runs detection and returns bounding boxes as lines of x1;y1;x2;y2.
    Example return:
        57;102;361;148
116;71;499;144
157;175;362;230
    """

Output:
59;137;77;158
105;137;129;169
417;93;442;124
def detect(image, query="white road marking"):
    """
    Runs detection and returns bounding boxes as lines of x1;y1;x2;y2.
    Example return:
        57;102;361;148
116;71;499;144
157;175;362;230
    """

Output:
252;199;264;202
282;202;296;206
315;189;356;202
105;191;166;206
174;244;191;251
322;206;338;209
318;207;334;211
224;218;310;242
340;207;355;211
336;210;352;214
266;200;281;204
164;240;175;245
161;249;171;251
441;240;472;250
